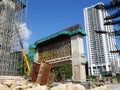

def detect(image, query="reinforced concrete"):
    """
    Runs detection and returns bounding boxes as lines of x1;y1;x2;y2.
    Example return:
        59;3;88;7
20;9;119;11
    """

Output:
33;24;86;82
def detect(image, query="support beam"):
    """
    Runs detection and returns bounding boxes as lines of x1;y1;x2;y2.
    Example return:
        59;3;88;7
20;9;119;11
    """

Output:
71;34;86;82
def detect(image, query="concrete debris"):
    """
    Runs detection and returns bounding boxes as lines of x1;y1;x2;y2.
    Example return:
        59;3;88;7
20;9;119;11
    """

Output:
1;80;16;87
0;82;48;90
26;85;48;90
91;85;107;90
50;83;86;90
0;76;107;90
0;84;9;90
14;86;26;90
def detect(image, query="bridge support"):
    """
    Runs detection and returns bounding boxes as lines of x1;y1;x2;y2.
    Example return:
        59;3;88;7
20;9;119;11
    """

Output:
34;48;39;62
71;34;86;82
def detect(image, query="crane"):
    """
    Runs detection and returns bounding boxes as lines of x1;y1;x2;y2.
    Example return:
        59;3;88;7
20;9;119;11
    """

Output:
18;0;30;73
20;39;31;73
15;24;30;73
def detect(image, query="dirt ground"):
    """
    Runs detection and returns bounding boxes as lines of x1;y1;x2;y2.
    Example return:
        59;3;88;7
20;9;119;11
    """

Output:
107;84;120;90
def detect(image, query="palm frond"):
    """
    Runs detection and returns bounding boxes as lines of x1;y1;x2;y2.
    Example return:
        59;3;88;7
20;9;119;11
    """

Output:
114;30;120;36
104;9;120;20
104;20;120;25
104;1;120;10
112;0;119;3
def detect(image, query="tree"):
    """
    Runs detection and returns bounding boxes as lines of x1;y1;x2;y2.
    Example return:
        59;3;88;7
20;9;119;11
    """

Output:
52;64;72;81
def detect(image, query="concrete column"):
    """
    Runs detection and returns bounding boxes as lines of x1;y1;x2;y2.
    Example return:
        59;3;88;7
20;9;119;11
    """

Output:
91;66;94;76
106;64;109;72
34;48;38;62
71;34;86;82
88;67;91;76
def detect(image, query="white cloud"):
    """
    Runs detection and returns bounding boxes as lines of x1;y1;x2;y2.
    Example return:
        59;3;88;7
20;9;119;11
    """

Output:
19;23;32;40
10;23;31;53
18;23;32;52
23;41;29;52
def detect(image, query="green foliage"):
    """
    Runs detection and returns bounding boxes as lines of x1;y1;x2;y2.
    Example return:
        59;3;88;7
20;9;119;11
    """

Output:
89;75;97;79
113;76;120;83
117;76;120;83
86;75;91;79
58;64;72;79
17;59;24;75
52;64;72;80
17;52;24;75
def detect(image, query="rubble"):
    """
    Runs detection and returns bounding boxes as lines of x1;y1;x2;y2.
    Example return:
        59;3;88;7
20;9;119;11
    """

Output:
51;83;86;90
0;76;86;90
0;76;108;90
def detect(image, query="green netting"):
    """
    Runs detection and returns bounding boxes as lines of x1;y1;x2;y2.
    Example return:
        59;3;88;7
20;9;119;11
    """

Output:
35;28;86;45
19;0;22;2
29;44;36;49
7;16;11;24
28;52;34;57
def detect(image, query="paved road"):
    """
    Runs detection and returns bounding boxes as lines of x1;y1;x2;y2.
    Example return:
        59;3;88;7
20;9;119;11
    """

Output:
107;84;120;90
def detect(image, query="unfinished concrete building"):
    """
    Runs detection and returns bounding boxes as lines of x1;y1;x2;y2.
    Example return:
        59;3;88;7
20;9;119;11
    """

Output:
0;0;27;75
34;25;87;82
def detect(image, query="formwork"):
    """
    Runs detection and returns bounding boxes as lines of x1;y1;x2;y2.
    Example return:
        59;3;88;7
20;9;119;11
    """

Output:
30;62;51;85
36;62;51;85
30;62;40;82
0;0;28;75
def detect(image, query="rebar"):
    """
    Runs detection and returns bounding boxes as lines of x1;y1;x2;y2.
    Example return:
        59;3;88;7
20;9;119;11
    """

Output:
0;0;28;75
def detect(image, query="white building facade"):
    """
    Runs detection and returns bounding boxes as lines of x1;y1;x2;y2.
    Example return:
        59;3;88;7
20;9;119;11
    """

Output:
83;3;119;76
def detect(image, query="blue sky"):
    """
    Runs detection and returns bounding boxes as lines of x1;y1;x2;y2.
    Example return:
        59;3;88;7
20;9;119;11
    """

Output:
26;0;112;57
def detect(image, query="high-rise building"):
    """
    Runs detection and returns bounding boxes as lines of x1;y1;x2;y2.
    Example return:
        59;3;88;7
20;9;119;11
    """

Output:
83;2;119;76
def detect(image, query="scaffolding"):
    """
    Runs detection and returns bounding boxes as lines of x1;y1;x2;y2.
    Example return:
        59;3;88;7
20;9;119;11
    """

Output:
0;0;28;75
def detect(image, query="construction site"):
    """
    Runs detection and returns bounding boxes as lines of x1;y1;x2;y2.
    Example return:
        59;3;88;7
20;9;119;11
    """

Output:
0;1;86;90
0;0;119;90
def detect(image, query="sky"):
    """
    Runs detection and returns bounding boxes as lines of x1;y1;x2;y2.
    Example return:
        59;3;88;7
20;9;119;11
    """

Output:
24;0;114;57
